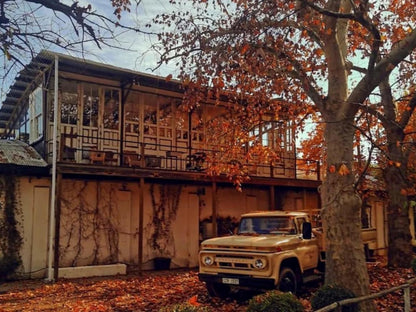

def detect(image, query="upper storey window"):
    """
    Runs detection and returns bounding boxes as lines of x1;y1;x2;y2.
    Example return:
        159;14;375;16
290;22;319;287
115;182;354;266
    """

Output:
61;81;78;125
82;84;99;127
103;89;119;130
29;87;43;143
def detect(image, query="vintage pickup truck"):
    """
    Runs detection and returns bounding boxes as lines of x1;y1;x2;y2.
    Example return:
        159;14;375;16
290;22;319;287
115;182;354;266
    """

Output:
198;210;376;297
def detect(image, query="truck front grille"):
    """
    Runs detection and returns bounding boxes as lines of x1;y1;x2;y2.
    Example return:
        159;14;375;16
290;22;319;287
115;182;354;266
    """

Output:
215;254;254;270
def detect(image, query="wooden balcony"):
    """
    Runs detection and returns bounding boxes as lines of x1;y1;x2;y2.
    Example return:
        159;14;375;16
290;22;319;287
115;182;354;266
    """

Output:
53;133;321;185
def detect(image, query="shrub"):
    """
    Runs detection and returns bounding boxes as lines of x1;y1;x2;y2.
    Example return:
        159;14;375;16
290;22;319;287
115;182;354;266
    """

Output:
0;254;21;281
411;258;416;274
159;303;209;312
246;290;304;312
310;284;359;312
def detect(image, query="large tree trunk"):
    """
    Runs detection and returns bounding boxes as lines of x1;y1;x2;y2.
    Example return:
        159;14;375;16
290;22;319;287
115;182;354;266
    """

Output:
321;119;375;311
384;129;412;267
381;79;413;268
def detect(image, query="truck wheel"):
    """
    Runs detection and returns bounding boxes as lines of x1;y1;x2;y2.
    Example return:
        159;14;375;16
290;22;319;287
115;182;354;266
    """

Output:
278;267;298;294
205;282;231;298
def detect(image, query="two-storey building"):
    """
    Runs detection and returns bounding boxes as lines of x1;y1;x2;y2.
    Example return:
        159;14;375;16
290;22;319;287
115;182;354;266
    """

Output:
0;50;321;279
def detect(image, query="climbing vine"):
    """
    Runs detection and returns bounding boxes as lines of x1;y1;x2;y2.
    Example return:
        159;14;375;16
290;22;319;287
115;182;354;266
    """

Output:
147;183;182;258
0;175;23;280
60;180;119;267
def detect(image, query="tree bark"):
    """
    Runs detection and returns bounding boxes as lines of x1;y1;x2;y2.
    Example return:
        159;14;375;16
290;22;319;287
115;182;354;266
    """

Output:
384;130;412;267
321;119;375;311
380;79;413;268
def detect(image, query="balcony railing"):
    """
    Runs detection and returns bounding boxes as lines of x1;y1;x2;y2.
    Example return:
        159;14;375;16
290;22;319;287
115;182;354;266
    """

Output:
51;133;320;181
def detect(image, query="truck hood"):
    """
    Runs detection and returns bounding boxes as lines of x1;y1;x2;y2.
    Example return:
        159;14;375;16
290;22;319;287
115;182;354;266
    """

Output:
201;234;300;252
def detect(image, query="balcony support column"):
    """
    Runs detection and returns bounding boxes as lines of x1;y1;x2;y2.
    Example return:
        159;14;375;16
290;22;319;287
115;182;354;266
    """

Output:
47;55;59;282
53;172;62;280
270;185;275;211
212;182;217;236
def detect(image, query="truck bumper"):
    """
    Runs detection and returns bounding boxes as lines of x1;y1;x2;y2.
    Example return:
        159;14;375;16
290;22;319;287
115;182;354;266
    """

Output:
198;273;276;290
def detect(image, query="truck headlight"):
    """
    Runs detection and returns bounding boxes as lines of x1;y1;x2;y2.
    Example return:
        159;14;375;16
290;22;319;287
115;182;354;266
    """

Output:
253;258;266;269
202;256;214;266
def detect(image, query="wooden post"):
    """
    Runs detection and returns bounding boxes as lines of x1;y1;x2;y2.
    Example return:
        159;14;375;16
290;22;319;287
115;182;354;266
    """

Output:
270;185;275;210
53;172;62;280
138;177;144;274
140;143;145;167
404;285;410;312
188;111;192;160
212;182;217;236
304;189;309;215
317;161;321;181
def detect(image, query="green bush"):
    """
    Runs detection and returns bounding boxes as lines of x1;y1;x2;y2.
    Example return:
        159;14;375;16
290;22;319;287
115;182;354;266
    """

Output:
0;254;21;281
246;290;304;312
411;258;416;274
310;284;359;312
159;303;209;312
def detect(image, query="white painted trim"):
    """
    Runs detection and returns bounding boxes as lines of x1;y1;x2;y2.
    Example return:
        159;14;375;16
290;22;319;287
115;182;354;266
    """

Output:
58;264;127;279
47;55;59;281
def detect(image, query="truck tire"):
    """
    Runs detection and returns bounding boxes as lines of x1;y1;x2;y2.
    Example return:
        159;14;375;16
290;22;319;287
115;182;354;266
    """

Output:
205;282;231;298
278;267;298;294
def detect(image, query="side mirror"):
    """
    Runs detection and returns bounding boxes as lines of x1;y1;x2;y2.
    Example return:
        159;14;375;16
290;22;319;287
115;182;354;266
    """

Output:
302;222;312;239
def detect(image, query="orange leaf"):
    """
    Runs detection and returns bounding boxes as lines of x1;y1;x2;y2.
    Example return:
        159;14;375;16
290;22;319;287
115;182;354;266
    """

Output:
241;43;250;55
329;165;336;173
188;295;200;306
216;77;224;88
315;48;324;57
165;74;173;81
338;164;350;176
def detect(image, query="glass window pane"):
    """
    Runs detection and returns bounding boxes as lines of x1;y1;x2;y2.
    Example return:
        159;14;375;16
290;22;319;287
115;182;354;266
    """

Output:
144;94;158;125
158;97;172;127
83;84;99;127
103;88;119;130
125;91;140;134
61;80;78;125
29;86;43;142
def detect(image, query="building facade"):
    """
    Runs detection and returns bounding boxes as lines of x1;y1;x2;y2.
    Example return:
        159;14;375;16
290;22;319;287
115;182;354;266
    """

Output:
0;51;322;279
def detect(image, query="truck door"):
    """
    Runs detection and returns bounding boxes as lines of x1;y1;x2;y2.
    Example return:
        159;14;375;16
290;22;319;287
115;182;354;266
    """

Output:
296;217;319;270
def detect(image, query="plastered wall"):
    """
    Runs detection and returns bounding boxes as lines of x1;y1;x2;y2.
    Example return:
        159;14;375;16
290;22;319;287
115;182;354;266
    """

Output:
13;177;321;277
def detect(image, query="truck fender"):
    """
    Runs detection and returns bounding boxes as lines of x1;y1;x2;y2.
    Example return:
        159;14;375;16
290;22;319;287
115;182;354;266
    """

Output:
273;253;304;276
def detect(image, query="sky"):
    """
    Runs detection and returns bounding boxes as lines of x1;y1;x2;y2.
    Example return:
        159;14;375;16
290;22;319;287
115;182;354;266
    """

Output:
75;0;177;76
0;0;177;99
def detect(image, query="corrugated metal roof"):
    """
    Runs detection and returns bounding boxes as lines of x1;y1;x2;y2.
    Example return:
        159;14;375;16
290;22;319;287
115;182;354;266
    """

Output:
0;140;48;167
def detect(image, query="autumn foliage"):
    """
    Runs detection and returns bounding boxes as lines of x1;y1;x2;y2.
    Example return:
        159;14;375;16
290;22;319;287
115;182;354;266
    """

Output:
0;261;415;312
151;0;416;308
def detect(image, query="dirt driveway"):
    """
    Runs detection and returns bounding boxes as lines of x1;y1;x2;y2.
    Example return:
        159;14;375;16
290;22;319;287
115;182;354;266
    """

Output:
0;269;255;311
0;261;415;311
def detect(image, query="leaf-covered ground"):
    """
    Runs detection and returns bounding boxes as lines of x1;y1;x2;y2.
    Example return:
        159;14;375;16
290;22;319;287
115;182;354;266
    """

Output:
0;259;415;311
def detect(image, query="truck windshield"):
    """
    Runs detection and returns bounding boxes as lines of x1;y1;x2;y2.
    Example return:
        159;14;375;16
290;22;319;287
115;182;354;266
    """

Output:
238;217;296;235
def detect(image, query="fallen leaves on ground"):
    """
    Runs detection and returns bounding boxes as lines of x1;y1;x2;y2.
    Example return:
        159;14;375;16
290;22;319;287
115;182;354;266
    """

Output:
0;260;415;311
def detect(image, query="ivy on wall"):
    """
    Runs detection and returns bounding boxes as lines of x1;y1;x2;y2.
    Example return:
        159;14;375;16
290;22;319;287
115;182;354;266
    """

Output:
0;175;23;280
147;183;182;258
60;180;119;267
